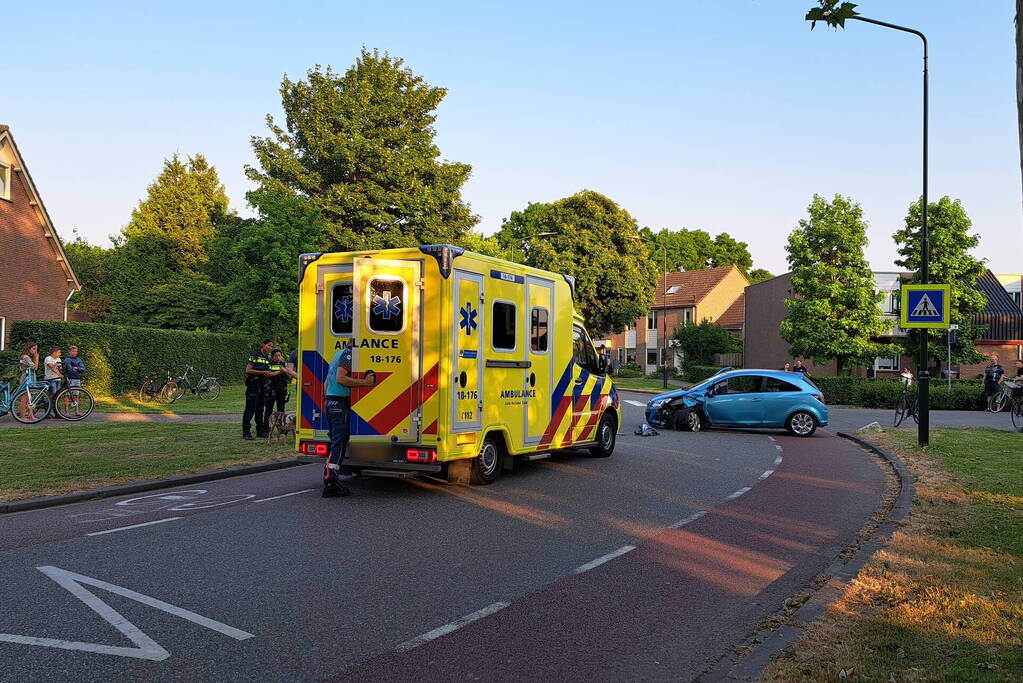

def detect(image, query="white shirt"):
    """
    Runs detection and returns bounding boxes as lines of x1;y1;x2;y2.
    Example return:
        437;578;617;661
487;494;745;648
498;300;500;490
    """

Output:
44;355;63;380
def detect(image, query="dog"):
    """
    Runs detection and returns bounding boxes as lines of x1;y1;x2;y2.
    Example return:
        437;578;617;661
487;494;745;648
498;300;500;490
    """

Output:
267;411;296;442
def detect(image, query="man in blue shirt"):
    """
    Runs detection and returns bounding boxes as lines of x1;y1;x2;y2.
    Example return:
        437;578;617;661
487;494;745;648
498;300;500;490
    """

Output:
64;345;87;417
323;346;375;497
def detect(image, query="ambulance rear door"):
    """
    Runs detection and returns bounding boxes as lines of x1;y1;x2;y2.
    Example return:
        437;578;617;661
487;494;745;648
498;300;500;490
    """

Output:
312;263;353;440
350;258;422;442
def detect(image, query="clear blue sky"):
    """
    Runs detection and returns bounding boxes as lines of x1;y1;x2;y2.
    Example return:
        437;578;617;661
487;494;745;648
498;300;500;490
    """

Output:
4;0;1021;275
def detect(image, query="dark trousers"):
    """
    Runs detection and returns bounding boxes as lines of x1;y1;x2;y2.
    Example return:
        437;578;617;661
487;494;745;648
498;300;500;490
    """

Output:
261;386;289;427
243;383;268;436
323;397;351;483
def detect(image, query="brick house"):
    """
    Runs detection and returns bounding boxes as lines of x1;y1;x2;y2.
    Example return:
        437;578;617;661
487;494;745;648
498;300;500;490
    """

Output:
0;125;80;350
744;269;1023;376
597;265;748;373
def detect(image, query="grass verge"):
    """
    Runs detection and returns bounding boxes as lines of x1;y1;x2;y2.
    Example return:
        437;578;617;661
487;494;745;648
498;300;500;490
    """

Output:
0;423;297;503
763;427;1023;681
612;377;680;392
93;384;295;415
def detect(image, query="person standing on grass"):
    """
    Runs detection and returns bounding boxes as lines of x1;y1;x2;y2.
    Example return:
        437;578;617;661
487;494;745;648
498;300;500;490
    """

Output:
64;345;86;416
322;344;375;498
17;343;39;421
242;339;276;440
43;347;63;398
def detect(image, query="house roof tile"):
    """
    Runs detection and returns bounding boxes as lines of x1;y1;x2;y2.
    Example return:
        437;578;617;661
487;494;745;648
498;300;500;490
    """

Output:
652;266;740;307
717;293;745;328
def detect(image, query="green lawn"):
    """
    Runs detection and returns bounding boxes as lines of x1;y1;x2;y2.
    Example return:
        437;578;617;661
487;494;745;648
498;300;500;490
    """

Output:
765;427;1023;682
94;384;296;415
612;377;676;392
0;423;299;503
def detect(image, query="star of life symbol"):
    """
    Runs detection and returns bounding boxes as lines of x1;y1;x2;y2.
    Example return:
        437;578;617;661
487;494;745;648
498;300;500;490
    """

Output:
334;295;353;323
372;292;402;320
910;293;940;317
459;302;478;336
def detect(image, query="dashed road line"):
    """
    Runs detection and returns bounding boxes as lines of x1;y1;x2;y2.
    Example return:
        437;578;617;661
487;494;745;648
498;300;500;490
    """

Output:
86;517;181;536
668;510;707;529
774;455;783;466
759;470;774;480
396;602;510;652
572;545;636;574
725;487;751;500
252;489;315;503
624;399;647;407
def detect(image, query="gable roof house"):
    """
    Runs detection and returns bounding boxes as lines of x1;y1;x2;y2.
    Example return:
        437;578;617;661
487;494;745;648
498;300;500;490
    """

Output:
0;125;80;350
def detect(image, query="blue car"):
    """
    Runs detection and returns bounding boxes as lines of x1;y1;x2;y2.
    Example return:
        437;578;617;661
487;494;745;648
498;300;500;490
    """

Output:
645;369;828;437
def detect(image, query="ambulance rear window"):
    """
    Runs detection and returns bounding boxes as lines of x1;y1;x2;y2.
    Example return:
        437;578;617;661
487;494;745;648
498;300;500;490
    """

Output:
368;278;405;334
331;283;354;336
492;301;516;351
530;307;548;352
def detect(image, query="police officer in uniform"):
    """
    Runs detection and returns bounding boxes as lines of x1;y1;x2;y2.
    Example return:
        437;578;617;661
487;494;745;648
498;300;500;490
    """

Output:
262;348;295;427
243;339;276;440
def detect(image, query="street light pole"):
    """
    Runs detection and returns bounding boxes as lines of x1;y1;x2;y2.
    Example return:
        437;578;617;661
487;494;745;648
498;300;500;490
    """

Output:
632;234;669;389
843;15;931;447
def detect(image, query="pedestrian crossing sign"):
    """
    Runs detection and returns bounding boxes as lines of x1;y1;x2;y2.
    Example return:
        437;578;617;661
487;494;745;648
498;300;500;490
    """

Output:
900;284;951;329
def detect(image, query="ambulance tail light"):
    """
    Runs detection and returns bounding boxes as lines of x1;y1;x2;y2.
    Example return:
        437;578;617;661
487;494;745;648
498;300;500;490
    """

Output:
301;441;328;456
405;448;437;463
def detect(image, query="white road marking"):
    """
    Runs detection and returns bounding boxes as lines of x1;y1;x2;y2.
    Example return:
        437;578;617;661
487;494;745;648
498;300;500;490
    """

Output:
668;510;707;529
624;400;647;407
87;517;181;536
0;566;253;661
774;455;783;466
767;435;776;442
572;545;636;574
759;470;774;480
396;601;510;652
726;487;751;500
252;489;315;503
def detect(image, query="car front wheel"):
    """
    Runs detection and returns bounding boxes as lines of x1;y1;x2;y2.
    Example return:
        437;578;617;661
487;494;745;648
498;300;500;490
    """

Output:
786;410;818;437
680;408;703;432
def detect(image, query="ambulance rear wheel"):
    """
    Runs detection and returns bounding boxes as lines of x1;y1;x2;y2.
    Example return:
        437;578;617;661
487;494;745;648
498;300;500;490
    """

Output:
471;436;502;484
589;412;616;458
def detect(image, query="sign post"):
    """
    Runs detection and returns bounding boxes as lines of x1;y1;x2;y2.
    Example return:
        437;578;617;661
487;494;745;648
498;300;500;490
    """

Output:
901;284;952;445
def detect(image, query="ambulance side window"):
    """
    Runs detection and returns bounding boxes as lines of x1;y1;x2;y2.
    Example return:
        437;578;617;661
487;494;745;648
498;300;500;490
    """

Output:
368;278;405;334
331;283;354;336
572;325;601;374
530;307;548;353
492;301;516;351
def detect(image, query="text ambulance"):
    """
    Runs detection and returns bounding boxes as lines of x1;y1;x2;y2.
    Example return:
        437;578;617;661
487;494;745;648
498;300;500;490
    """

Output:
296;245;621;484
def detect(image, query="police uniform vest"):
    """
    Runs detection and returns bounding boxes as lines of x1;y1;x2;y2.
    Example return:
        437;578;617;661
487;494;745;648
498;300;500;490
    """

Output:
268;362;289;390
246;351;272;386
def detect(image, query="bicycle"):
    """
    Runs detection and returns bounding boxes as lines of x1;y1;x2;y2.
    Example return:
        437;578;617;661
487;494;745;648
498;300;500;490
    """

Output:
987;382;1013;413
1005;380;1023;432
893;382;918;427
51;377;96;421
166;365;221;403
0;372;53;424
139;368;177;404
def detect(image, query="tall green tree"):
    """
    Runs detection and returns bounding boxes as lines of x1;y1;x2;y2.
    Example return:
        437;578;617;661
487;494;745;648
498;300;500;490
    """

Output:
781;194;895;373
747;268;774;285
64;233;114;321
672;320;740;366
893;196;987;366
248;51;477;252
641;227;755;273
494;191;657;336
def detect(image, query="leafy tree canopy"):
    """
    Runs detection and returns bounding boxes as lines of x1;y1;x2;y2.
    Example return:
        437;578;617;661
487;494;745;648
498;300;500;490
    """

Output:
672;320;740;367
780;194;896;372
893;196;988;365
640;226;754;274
494;190;658;337
247;50;478;253
747;268;775;285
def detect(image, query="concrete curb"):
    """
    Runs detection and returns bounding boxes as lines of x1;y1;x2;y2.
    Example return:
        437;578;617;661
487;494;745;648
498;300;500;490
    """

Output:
705;432;915;682
0;458;306;514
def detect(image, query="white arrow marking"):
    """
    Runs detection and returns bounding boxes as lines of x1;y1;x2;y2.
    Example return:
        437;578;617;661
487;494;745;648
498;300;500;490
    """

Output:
0;566;253;661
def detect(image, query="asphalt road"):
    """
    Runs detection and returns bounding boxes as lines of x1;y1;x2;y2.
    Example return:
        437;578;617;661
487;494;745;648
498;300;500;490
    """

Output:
0;393;884;681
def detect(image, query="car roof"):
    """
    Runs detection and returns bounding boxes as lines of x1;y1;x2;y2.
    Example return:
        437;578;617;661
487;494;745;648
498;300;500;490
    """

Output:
713;369;814;383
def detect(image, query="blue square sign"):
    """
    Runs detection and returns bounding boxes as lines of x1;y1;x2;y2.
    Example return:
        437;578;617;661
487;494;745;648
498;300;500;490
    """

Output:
900;284;951;329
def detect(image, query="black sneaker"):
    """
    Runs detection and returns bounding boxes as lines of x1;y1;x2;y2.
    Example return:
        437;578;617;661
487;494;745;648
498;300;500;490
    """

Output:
322;482;351;498
243;434;255;441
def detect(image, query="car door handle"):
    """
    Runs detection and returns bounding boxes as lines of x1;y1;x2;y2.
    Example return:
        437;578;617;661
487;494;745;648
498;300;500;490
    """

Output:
750;398;762;402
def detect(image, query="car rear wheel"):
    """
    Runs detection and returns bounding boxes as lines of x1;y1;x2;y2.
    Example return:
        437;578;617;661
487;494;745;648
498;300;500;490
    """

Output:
589;412;616;458
786;410;817;437
470;435;502;484
680;408;703;432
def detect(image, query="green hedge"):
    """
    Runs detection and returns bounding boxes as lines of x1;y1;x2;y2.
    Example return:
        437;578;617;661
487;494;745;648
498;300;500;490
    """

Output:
682;365;724;383
10;321;255;395
615;368;644;378
809;376;987;410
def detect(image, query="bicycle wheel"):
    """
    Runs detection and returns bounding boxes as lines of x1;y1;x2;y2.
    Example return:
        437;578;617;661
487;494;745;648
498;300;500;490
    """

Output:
196;378;221;401
909;397;919;424
158;381;180;404
11;386;52;424
893;394;907;427
55;387;95;421
990;392;1007;413
139;378;158;402
1012;400;1023;432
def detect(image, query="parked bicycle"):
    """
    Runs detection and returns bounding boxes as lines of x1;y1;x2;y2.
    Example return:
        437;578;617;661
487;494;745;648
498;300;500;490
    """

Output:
139;368;177;404
1005;380;1023;432
893;382;918;427
0;372;52;424
987;381;1014;413
50;376;95;421
164;365;221;403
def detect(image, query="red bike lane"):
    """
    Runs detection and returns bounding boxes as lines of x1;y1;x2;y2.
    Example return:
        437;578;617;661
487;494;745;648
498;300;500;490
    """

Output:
333;433;885;682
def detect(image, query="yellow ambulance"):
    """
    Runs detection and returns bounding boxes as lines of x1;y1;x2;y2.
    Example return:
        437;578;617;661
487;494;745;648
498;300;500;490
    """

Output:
295;245;621;484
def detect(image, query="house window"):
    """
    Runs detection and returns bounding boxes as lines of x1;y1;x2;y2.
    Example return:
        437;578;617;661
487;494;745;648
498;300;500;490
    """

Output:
888;292;900;314
666;285;681;295
874;356;900;372
530;307;548;353
681;307;694;324
647;349;659;367
626;349;636;365
330;283;354;336
0;162;10;201
647;310;658;329
492;301;516;351
367;277;405;334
